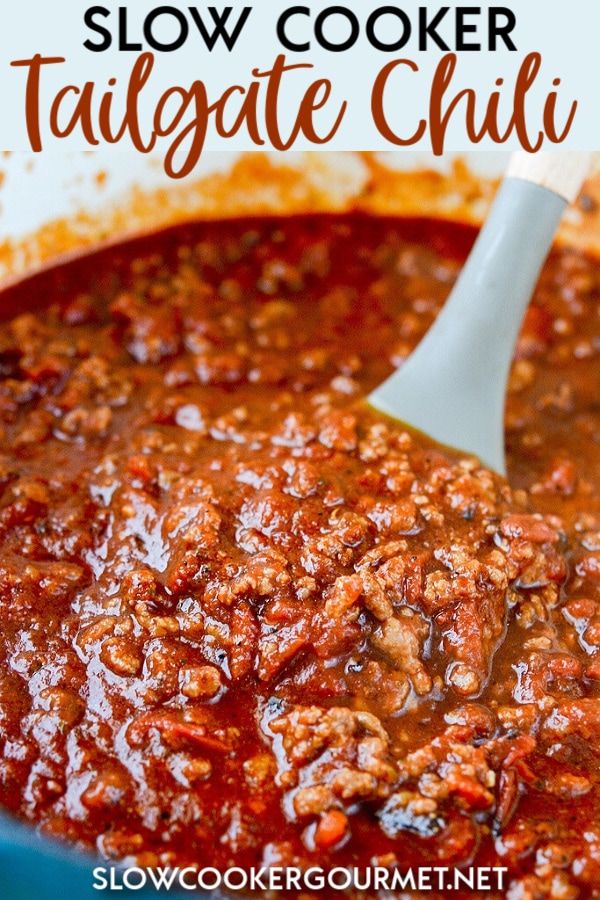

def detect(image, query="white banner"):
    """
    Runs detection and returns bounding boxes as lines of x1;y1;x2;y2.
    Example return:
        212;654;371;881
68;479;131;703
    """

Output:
0;0;597;174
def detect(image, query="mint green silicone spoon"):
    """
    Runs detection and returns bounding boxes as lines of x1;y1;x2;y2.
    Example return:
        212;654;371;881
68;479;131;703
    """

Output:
368;151;594;475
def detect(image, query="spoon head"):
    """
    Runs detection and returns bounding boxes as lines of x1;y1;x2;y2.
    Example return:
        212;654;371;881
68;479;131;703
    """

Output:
368;178;568;477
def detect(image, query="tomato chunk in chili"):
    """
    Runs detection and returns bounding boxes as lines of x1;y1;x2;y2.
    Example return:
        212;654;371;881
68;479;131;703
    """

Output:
0;214;599;897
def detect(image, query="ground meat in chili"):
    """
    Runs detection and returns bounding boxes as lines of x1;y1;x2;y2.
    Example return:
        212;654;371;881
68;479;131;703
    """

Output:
0;214;599;897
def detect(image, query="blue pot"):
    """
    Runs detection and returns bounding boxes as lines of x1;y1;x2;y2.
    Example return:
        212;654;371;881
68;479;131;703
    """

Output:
0;811;200;899
0;810;104;899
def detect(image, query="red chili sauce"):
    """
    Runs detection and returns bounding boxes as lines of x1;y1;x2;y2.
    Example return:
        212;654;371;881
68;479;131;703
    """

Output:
0;215;599;897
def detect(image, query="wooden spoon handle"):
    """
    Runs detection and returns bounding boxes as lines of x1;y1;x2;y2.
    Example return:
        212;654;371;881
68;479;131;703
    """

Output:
507;151;595;203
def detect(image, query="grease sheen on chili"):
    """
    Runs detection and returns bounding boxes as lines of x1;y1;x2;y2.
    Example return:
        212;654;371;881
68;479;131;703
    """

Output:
0;214;599;897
